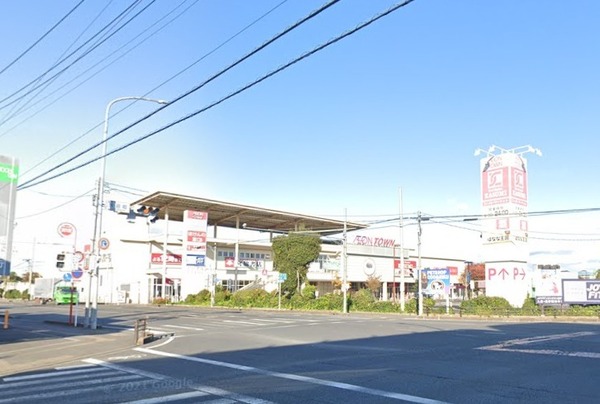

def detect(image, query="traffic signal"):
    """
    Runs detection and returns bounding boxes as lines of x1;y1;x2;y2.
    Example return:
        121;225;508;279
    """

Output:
56;253;66;269
136;205;160;223
148;207;160;223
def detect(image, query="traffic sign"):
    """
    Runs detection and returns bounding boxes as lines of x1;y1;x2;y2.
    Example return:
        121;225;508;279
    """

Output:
63;273;72;282
57;222;76;238
99;238;110;250
71;268;83;280
74;251;84;263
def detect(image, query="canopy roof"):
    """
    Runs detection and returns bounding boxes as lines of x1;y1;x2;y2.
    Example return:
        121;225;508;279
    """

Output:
130;191;367;236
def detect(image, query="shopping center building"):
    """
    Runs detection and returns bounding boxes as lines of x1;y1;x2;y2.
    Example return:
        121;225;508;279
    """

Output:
90;191;469;304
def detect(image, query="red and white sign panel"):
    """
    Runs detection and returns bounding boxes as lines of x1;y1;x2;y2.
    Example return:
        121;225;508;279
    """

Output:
186;230;207;243
57;222;76;238
151;253;182;266
183;210;208;267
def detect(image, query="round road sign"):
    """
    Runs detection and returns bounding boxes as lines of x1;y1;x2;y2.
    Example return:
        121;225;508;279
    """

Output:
63;273;72;282
71;269;83;280
57;222;76;238
99;238;110;250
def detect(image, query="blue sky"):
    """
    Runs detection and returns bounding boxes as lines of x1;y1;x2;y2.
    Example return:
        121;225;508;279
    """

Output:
1;0;599;271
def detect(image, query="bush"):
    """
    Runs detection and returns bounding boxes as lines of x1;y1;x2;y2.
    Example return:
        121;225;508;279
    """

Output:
350;288;376;311
4;290;21;299
214;285;231;305
21;290;30;300
230;289;276;308
184;289;211;305
152;297;170;305
460;296;512;316
302;284;316;299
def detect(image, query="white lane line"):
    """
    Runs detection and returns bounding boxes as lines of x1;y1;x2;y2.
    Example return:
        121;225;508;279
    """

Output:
221;320;268;326
161;324;204;331
122;390;209;403
492;348;600;359
477;331;599;359
135;347;449;404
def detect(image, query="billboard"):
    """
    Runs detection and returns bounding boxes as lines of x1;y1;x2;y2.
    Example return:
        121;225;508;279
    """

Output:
562;280;600;305
422;268;451;296
534;266;563;305
0;156;18;276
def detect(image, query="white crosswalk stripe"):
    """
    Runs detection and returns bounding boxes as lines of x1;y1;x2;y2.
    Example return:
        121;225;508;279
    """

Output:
0;361;273;403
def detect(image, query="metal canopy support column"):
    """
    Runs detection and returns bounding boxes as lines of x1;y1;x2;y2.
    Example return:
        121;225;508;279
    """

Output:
162;207;169;301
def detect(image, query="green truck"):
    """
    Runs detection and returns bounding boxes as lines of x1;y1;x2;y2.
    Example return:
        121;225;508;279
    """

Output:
53;285;79;304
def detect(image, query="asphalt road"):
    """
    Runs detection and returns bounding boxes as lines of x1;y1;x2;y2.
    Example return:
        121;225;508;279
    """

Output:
1;301;599;403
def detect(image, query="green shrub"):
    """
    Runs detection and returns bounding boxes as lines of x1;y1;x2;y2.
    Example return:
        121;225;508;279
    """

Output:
4;289;21;299
230;289;275;308
214;285;231;305
184;289;211;305
460;296;512;315
310;292;343;311
302;284;316;299
521;298;540;315
350;288;375;312
21;290;30;300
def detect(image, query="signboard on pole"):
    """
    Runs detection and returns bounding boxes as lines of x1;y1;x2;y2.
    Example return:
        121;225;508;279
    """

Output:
422;268;451;295
182;210;208;267
0;156;18;277
57;222;76;238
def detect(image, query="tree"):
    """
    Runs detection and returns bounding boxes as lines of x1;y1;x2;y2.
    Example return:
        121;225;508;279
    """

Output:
459;263;486;285
365;274;382;298
595;269;600;279
21;272;42;283
8;271;22;282
272;232;321;295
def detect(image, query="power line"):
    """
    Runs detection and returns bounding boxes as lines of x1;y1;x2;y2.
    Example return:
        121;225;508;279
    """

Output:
15;188;95;220
0;0;198;135
0;0;150;111
17;0;344;190
0;0;116;130
0;0;86;76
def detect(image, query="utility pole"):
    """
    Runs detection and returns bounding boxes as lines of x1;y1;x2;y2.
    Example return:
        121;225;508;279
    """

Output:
399;188;405;312
417;211;423;316
342;208;348;314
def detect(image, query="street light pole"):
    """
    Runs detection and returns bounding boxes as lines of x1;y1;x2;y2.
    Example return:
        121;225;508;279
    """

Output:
89;96;168;329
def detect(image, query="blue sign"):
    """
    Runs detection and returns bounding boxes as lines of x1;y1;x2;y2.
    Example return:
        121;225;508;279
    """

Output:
278;273;288;283
423;268;451;295
0;259;7;277
63;273;72;282
185;254;205;267
71;268;83;279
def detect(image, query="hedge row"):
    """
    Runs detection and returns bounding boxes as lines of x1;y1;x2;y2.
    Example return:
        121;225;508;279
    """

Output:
181;288;600;317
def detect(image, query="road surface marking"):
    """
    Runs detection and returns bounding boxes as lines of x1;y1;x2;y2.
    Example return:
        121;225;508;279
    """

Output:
135;347;449;404
122;391;210;403
162;324;204;331
84;358;168;380
477;331;599;359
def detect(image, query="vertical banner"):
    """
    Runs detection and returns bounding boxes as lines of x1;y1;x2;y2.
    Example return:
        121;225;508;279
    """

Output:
182;210;208;267
0;156;19;276
480;153;529;245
